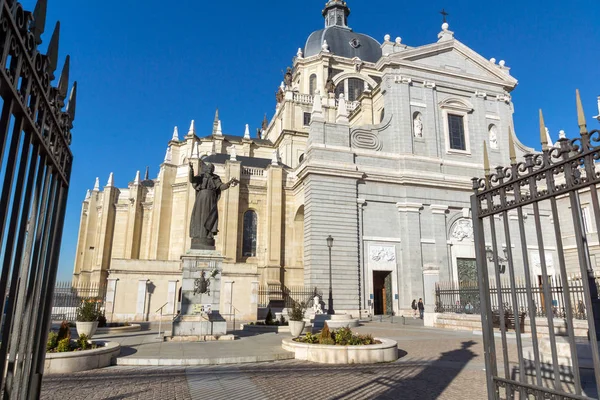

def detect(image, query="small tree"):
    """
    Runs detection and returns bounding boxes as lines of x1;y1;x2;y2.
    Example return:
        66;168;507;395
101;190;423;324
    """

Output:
289;301;306;321
77;299;101;322
265;308;275;325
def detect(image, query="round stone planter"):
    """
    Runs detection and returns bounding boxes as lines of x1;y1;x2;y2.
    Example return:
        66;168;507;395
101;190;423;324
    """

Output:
76;321;99;338
282;338;398;364
45;340;121;374
289;321;306;337
96;324;141;335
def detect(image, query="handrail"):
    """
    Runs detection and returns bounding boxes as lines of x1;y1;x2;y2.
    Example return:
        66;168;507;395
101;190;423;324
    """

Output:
155;302;169;313
155;302;169;339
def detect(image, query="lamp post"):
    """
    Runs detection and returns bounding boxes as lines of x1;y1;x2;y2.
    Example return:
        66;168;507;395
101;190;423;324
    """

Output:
327;235;334;315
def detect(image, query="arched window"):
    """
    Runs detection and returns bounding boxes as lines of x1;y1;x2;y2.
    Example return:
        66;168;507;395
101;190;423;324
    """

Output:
242;210;257;257
309;74;317;96
347;78;365;101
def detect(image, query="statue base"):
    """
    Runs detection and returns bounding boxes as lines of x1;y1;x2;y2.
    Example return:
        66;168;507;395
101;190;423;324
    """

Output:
171;250;226;338
191;237;216;251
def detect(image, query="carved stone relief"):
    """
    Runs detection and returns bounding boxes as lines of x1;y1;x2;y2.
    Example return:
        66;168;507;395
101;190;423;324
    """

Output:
451;219;473;241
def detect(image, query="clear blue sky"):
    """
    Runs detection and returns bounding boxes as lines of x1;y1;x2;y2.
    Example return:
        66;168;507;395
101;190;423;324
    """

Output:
31;0;599;281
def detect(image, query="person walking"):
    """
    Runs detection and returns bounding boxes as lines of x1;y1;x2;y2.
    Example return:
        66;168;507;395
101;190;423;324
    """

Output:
411;299;418;319
418;298;425;319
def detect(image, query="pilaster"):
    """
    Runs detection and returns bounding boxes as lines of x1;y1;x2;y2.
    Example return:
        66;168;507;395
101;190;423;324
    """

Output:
95;184;118;284
125;179;143;259
265;164;283;284
430;205;449;280
397;202;423;306
223;160;241;262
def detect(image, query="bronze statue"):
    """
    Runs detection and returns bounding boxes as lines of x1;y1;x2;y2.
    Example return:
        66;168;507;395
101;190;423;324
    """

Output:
189;161;238;250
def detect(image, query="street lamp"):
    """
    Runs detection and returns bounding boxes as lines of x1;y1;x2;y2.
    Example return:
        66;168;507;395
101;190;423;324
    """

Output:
326;235;334;315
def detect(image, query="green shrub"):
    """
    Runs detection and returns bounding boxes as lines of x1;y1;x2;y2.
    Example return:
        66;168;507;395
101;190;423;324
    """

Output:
77;299;102;322
265;308;275;325
333;327;353;346
358;334;375;345
77;334;90;350
302;332;319;344
320;337;335;345
46;332;58;352
56;338;71;353
57;321;71;342
288;302;306;321
279;314;287;325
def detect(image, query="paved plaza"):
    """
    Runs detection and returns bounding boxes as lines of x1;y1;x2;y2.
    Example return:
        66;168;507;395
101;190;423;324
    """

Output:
39;322;597;399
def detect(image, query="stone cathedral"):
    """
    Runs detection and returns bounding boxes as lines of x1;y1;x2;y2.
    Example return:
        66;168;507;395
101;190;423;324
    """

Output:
73;1;555;322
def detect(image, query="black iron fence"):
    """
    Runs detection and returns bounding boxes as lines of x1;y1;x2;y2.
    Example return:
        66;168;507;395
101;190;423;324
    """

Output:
258;285;322;309
436;275;600;321
51;281;106;322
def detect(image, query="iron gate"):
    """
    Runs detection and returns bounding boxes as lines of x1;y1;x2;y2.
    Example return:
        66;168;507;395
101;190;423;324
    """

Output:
0;0;76;398
472;91;600;399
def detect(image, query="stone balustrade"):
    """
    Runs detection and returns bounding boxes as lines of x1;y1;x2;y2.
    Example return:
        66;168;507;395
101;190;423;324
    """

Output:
242;167;265;177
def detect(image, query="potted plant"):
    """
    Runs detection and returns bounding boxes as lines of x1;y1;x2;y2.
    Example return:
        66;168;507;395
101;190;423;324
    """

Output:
288;301;306;337
76;299;102;338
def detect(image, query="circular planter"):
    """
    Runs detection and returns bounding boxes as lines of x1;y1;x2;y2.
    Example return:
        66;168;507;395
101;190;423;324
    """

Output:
96;324;141;335
282;338;398;364
76;321;99;338
289;321;306;337
45;340;121;374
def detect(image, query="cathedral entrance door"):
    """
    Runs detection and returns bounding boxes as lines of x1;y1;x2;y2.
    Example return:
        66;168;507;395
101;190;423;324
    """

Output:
373;271;393;315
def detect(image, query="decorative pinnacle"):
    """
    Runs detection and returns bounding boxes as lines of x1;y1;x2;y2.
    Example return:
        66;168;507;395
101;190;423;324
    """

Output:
244;124;250;139
188;120;196;136
107;172;114;187
483;141;490;176
595;96;600;121
85;189;91;200
93;177;100;191
508;126;516;164
262;114;268;131
164;146;172;162
144;166;149;181
172;126;179;141
539;109;548;150
216;120;223;136
46;22;60;80
133;171;140;185
576;89;587;135
212;109;219;135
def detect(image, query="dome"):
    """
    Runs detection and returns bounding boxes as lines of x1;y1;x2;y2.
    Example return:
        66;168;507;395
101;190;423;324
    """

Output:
304;27;382;63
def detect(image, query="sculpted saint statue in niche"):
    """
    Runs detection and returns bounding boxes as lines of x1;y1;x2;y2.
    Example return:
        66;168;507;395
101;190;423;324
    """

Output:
413;113;423;138
189;161;238;250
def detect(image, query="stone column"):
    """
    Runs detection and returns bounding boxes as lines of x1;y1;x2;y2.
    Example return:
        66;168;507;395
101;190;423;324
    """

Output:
222;280;234;320
423;269;440;327
250;281;259;321
167;280;179;315
136;279;149;321
104;278;119;322
430;205;449;279
397;202;423;307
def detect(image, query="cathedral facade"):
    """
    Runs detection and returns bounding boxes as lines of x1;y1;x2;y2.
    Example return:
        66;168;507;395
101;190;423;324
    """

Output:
73;1;557;322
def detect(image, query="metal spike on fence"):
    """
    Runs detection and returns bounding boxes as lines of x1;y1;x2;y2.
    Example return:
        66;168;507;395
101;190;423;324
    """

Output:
46;21;60;80
57;55;69;102
66;81;77;121
539;109;548;150
31;0;47;45
576;89;588;135
508;126;517;164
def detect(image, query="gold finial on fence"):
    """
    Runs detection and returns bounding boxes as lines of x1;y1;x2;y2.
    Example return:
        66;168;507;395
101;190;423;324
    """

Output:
576;89;588;135
539;109;548;150
483;140;490;176
508;126;517;164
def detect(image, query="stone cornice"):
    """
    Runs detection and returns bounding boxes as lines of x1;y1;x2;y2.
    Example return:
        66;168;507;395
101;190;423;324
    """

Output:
430;204;449;214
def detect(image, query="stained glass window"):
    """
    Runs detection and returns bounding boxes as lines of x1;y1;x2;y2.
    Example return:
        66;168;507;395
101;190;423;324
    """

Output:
347;78;364;102
309;74;317;96
242;210;257;257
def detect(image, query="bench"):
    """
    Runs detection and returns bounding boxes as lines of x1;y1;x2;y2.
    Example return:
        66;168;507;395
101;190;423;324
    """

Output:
492;310;526;333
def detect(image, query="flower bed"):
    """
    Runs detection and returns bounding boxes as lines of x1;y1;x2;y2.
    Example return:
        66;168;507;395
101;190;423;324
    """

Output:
282;325;398;364
45;340;121;374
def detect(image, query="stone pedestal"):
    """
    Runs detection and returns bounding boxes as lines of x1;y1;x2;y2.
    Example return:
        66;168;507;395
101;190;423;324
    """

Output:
171;250;227;338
